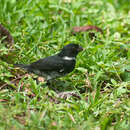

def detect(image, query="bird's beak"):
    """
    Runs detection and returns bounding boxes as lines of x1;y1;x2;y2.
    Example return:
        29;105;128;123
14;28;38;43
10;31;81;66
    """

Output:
78;46;83;52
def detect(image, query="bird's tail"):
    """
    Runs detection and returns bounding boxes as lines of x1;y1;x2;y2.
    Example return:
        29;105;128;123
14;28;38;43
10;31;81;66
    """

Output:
14;64;29;71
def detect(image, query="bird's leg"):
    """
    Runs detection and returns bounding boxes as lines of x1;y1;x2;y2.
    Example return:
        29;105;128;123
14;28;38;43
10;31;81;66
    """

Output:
46;80;51;86
46;80;58;92
47;79;54;89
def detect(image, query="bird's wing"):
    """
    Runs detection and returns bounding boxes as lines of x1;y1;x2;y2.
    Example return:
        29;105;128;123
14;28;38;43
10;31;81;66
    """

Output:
30;55;64;71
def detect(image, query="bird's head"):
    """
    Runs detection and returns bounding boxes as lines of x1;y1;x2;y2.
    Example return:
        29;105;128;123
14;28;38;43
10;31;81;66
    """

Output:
59;43;83;58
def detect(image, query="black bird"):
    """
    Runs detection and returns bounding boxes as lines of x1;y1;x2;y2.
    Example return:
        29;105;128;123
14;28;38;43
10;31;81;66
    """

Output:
14;43;83;81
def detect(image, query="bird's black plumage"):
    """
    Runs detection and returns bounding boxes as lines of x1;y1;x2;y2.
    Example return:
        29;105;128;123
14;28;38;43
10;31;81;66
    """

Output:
14;43;83;81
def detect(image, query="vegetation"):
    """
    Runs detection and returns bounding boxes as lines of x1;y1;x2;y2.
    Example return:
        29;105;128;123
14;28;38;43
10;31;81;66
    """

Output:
0;0;129;129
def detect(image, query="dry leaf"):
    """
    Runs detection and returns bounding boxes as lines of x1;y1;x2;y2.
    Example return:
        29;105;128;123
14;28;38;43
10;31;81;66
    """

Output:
64;0;73;3
72;25;103;34
52;121;57;126
68;113;76;124
0;23;14;45
38;77;45;82
0;99;8;102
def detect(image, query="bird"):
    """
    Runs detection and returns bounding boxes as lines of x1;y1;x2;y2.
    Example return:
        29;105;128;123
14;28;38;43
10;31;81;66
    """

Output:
14;43;83;82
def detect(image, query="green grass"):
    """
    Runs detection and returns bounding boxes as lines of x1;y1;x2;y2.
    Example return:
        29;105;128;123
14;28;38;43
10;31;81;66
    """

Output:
0;0;130;129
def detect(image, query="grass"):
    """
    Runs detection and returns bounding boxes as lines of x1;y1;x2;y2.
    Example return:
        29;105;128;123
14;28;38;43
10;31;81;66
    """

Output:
0;0;130;129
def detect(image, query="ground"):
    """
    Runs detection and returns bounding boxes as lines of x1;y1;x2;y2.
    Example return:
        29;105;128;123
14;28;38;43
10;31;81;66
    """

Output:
0;0;130;129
